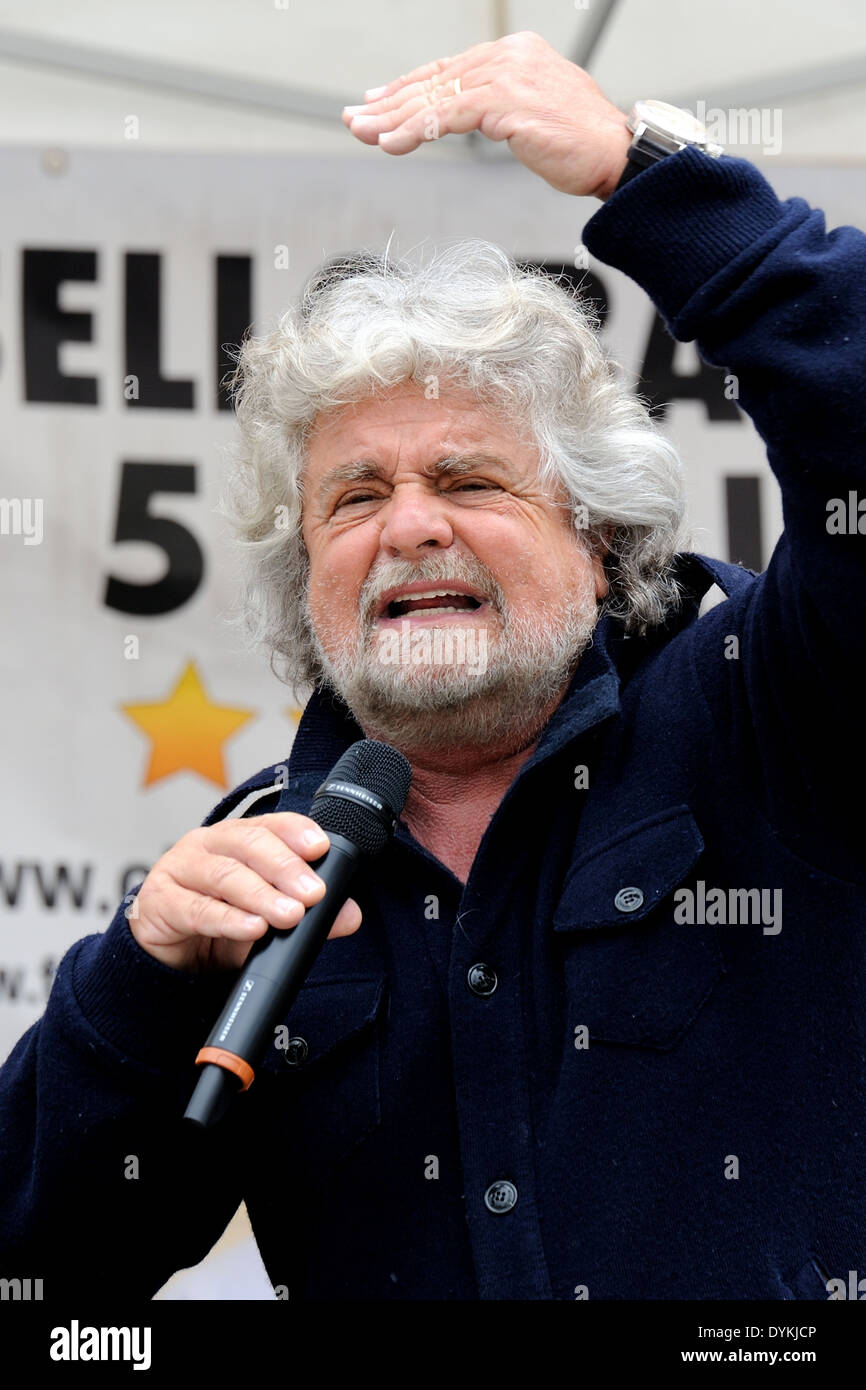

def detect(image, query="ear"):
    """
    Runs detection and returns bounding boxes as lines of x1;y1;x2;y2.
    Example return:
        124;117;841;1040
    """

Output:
589;525;614;602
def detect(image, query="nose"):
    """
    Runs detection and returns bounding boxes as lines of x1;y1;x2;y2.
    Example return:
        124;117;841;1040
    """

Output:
378;484;454;558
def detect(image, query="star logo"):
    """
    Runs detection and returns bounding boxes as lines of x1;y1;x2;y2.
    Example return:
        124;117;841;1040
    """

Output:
122;662;256;788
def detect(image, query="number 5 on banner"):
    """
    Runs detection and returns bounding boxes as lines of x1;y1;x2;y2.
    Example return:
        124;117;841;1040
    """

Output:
104;460;205;615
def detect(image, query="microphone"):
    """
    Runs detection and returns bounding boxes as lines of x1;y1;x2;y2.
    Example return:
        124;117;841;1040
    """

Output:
184;739;412;1128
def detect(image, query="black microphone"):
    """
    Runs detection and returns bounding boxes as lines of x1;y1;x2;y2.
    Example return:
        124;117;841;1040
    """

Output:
184;739;411;1128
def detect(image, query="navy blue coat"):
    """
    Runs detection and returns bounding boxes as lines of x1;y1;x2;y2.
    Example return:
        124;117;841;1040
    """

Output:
2;147;864;1300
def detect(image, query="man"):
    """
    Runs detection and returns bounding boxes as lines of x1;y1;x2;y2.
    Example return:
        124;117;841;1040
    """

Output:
1;33;864;1300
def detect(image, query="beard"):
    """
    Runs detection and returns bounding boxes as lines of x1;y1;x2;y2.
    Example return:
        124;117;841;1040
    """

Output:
303;550;601;752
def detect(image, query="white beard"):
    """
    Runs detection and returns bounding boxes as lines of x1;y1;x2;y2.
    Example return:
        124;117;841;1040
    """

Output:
304;550;601;752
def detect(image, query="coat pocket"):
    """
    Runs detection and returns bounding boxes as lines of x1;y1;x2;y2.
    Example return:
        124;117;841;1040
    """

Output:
553;805;723;1049
256;972;387;1174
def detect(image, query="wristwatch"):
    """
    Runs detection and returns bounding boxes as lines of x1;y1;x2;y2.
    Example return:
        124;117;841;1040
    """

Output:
614;99;725;191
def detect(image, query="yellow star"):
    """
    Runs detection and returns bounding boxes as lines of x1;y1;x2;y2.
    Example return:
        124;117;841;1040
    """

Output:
285;706;304;726
122;662;256;788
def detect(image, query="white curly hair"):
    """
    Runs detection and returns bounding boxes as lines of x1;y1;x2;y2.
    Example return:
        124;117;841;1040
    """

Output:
219;237;689;691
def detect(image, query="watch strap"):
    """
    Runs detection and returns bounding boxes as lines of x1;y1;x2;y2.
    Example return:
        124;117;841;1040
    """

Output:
613;144;658;192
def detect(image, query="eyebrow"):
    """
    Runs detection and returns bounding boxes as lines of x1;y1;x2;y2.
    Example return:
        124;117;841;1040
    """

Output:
316;452;514;507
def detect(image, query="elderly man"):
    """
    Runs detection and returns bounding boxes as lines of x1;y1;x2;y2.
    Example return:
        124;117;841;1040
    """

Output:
1;33;864;1303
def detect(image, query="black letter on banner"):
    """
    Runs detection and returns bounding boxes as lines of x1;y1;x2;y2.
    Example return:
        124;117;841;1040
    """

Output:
124;254;194;410
23;249;98;404
725;475;764;572
216;255;252;412
105;461;204;615
640;313;741;421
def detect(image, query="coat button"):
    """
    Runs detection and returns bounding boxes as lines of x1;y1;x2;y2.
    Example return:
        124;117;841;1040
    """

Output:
614;886;644;913
284;1036;309;1066
484;1180;518;1213
467;963;498;996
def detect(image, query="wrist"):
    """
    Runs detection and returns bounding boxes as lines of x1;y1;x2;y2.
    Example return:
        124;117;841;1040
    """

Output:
591;116;633;202
602;99;727;201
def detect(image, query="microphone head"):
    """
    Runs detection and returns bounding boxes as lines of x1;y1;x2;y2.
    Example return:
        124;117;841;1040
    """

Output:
311;739;412;855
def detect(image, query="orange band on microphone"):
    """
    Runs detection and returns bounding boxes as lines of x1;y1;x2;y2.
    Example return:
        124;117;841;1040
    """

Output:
195;1047;255;1092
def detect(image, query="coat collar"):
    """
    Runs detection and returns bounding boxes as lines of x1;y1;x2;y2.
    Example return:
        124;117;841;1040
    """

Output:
283;607;621;793
273;551;752;804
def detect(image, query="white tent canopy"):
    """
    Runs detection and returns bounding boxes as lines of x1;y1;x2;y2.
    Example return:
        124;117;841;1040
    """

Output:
0;0;863;162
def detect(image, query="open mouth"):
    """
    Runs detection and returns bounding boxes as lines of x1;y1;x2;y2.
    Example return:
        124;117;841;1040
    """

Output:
378;587;486;622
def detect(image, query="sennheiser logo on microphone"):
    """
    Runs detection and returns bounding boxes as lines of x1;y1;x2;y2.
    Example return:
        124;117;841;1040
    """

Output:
321;780;386;814
218;977;256;1043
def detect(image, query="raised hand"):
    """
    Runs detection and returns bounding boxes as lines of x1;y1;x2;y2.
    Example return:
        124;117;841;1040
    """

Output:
342;31;632;200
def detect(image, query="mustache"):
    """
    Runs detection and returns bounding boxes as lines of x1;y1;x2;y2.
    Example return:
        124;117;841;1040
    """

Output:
358;553;506;627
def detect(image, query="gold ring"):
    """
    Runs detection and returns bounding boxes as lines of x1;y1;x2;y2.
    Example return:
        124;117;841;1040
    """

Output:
424;75;461;105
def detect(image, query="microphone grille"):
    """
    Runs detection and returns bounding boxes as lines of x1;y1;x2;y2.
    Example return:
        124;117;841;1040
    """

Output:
311;740;412;855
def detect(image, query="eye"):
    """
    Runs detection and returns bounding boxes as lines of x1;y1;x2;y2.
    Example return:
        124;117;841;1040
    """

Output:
335;491;379;508
449;480;500;493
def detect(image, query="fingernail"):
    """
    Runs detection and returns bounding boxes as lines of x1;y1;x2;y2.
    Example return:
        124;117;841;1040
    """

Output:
303;829;328;848
298;874;324;894
343;104;366;114
365;85;388;99
274;897;301;916
349;114;377;128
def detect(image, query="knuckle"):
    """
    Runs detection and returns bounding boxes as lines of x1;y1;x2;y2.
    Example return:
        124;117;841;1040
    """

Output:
139;868;170;913
240;822;271;848
139;865;163;896
275;853;301;876
504;29;540;51
188;894;215;932
209;856;242;892
137;886;170;934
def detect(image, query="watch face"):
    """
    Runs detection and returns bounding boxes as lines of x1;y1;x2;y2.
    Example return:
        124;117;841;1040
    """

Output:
632;99;708;142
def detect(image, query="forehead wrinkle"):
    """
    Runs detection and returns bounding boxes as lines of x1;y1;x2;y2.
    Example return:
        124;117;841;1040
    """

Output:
317;459;382;506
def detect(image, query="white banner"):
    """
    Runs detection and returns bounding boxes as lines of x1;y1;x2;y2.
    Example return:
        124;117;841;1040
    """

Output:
1;147;863;1060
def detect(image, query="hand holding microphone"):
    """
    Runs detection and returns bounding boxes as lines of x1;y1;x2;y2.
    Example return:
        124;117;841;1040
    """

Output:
181;740;411;1127
132;798;364;978
129;740;410;1125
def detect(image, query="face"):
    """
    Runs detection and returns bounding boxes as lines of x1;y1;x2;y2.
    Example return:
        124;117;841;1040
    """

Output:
300;381;608;752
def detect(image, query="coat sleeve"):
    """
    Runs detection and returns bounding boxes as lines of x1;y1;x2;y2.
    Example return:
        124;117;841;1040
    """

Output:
0;893;251;1300
583;147;866;876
